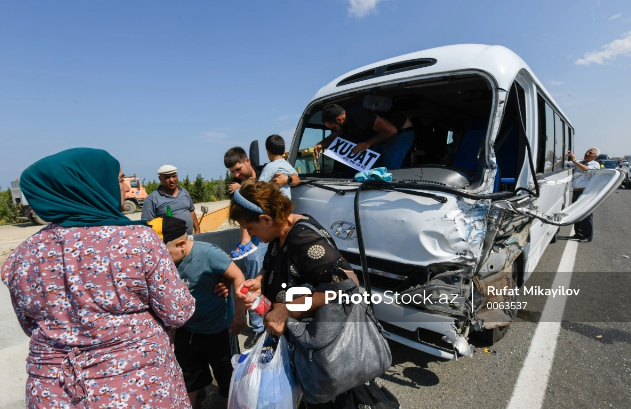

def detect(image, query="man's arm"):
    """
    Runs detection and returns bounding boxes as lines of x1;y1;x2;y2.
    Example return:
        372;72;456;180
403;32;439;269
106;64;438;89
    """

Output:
228;181;241;194
222;262;247;334
314;131;342;160
140;194;156;221
186;193;200;234
568;151;590;171
351;116;397;154
190;210;200;234
271;172;301;187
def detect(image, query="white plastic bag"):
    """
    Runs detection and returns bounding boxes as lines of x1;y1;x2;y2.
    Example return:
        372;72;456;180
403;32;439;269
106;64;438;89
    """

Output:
228;334;301;409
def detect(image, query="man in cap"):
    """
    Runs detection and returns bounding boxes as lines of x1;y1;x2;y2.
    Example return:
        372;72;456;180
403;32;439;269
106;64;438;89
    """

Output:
141;164;200;234
162;215;247;407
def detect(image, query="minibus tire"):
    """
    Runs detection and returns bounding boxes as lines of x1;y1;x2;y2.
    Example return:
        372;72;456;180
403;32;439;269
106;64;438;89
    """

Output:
478;262;519;345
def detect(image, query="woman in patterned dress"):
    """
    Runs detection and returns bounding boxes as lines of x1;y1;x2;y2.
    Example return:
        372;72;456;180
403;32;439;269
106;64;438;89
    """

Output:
1;148;196;409
229;179;364;408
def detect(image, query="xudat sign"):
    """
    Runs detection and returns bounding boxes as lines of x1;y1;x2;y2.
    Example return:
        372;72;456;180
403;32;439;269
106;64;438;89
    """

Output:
323;137;381;172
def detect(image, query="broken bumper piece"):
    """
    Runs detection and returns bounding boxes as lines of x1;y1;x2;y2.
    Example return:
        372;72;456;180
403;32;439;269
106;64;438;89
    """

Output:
370;289;475;360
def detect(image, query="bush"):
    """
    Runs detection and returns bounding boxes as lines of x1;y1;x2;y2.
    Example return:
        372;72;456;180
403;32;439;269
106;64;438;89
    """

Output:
143;179;159;195
224;170;234;198
0;187;20;224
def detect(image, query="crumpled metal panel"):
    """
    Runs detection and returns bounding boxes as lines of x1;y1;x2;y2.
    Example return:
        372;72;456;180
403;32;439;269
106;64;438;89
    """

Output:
474;223;530;329
292;187;491;266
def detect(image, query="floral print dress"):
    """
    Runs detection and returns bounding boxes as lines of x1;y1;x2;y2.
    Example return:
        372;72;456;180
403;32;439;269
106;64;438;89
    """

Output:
1;224;196;409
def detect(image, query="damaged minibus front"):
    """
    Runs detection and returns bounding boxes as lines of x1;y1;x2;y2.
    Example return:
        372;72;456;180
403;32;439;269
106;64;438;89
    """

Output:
283;44;622;359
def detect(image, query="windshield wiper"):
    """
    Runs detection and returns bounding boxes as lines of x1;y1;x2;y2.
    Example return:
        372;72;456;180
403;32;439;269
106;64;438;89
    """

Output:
298;180;349;195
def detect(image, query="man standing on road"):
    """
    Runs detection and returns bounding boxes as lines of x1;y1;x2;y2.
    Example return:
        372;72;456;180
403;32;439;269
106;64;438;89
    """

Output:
313;103;415;170
223;146;299;348
141;164;200;235
567;148;601;243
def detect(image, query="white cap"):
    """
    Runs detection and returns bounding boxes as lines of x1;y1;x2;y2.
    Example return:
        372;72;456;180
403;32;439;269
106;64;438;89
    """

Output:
157;164;178;175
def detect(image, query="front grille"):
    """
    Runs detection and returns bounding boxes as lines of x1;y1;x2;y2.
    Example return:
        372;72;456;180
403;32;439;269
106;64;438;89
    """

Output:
340;251;427;276
380;321;456;352
341;250;431;291
354;269;403;290
380;321;418;341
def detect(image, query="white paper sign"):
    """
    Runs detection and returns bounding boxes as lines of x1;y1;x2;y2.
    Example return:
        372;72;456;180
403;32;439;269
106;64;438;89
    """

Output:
322;137;381;172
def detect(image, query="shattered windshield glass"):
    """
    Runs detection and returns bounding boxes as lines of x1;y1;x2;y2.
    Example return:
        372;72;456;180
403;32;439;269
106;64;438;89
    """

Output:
293;74;493;188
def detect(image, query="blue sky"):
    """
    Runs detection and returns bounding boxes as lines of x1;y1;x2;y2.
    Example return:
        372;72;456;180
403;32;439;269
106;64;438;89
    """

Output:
1;0;630;187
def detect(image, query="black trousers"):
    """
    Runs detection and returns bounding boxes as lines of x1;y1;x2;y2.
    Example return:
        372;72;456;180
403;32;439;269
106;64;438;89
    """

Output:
173;326;239;398
572;190;593;239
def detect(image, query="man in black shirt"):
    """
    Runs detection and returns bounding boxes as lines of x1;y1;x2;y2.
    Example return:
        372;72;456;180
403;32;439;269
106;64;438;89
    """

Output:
313;103;415;170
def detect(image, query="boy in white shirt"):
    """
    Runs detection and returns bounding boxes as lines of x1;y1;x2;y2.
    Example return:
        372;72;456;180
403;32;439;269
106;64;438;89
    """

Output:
259;134;300;199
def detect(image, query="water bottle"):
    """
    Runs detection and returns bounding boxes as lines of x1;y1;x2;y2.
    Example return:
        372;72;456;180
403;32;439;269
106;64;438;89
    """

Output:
240;286;272;317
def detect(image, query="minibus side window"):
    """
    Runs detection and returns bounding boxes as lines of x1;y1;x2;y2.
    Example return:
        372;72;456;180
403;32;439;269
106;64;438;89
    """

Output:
543;102;555;173
536;95;546;173
554;113;565;170
296;127;333;174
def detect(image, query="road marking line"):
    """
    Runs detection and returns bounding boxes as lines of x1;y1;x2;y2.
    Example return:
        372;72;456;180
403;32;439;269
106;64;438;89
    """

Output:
506;234;578;409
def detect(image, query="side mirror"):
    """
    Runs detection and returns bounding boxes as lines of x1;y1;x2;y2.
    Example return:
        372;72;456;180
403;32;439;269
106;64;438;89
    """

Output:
200;206;209;214
249;140;260;169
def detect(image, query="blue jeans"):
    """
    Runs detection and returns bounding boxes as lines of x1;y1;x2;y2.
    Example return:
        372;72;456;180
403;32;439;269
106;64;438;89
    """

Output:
244;236;267;332
379;130;415;170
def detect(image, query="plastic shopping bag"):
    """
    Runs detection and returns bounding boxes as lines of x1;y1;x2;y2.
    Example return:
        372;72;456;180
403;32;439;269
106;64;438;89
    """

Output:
228;334;301;409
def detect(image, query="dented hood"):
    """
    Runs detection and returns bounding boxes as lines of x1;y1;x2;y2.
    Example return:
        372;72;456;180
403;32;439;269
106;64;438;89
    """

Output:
291;183;490;265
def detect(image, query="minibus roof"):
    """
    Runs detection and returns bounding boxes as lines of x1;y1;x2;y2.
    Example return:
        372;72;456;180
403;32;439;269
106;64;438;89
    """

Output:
310;44;571;127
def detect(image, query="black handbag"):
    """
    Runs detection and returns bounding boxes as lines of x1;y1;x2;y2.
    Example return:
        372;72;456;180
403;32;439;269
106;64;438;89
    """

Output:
285;222;392;404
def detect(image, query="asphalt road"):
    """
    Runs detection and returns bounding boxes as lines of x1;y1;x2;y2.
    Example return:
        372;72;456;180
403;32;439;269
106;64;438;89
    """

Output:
1;192;630;409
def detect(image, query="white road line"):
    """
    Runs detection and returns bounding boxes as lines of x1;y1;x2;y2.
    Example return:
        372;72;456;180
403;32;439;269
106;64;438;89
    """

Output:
507;235;579;409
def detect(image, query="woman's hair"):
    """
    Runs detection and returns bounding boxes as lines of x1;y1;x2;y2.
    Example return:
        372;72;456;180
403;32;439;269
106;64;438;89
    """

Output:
229;179;294;225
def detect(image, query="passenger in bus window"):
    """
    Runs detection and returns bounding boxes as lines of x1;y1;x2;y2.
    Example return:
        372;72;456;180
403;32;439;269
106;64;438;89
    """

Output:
313;103;415;170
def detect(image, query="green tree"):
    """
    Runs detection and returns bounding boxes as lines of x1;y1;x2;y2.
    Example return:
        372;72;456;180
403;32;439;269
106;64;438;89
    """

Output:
142;179;159;195
181;175;192;194
0;186;19;224
190;174;211;203
223;170;234;198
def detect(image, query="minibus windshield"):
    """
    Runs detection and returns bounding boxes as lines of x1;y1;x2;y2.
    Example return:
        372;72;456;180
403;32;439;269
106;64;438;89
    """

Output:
292;74;494;189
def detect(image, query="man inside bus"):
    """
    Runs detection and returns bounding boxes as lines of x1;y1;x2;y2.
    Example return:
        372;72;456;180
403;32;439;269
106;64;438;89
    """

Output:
566;147;601;243
313;103;415;170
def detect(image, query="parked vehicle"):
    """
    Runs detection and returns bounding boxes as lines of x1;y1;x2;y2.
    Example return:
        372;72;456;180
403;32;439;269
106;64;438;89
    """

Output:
10;179;47;225
618;160;629;187
122;175;148;214
197;45;622;359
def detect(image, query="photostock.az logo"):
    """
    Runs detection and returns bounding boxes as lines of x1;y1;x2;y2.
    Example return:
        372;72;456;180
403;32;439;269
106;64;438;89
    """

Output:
284;284;313;312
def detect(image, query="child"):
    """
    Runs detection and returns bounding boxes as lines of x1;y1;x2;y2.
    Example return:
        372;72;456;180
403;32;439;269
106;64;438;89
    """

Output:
259;134;299;199
162;215;247;407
